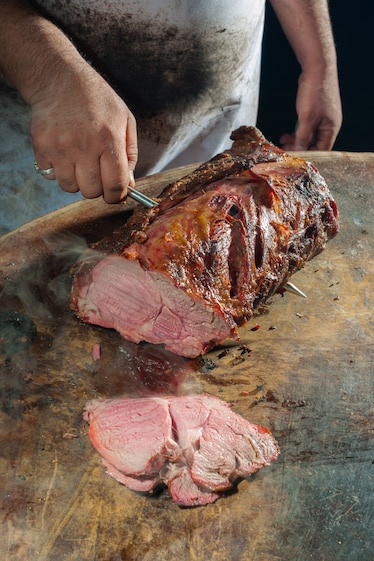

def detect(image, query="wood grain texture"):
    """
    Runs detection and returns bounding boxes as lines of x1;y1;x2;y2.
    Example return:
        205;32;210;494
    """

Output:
0;152;373;561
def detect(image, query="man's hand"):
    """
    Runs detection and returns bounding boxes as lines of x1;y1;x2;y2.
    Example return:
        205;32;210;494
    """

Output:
0;0;137;203
270;0;342;151
279;68;342;151
31;63;137;202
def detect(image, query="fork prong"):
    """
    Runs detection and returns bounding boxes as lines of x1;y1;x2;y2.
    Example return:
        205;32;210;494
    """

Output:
284;282;307;298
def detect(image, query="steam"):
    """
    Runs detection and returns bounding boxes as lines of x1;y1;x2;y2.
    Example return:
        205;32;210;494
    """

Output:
0;232;96;321
43;232;97;307
0;230;204;397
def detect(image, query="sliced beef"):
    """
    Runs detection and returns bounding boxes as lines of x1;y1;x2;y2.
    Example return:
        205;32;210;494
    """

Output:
83;393;279;506
84;397;177;491
71;126;339;358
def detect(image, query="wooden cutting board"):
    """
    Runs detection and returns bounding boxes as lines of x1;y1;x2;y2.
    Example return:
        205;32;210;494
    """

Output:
0;152;373;561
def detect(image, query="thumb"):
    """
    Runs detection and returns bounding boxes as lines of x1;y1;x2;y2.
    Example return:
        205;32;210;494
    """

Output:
126;115;138;187
128;168;135;188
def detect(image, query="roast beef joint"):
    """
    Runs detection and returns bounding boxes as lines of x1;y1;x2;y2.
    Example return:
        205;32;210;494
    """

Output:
71;127;339;358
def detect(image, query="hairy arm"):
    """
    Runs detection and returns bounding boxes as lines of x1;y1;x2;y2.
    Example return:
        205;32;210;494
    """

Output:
0;0;137;202
269;0;342;150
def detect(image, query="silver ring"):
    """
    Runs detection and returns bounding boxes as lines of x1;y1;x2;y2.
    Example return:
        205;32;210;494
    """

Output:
34;162;55;176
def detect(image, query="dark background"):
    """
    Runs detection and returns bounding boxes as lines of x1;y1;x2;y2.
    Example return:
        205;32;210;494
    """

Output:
257;1;373;151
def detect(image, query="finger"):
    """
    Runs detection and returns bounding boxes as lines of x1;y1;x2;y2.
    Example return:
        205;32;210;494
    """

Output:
126;114;138;187
75;158;103;199
34;164;56;180
293;120;315;151
279;132;296;150
54;162;80;193
293;137;313;151
128;169;135;188
34;152;56;181
100;145;128;204
101;113;139;199
312;130;335;151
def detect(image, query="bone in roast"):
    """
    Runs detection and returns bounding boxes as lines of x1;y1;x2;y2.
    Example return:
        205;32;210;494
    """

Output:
71;127;339;358
83;393;280;506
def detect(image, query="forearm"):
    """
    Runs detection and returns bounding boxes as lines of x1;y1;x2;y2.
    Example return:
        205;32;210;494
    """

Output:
269;0;338;74
0;0;137;203
0;0;87;104
269;0;342;150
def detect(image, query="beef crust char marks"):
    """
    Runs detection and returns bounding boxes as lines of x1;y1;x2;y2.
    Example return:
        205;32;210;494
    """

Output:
71;127;339;358
126;126;285;239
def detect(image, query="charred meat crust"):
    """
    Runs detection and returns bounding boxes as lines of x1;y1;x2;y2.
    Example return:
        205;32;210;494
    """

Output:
125;126;286;243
